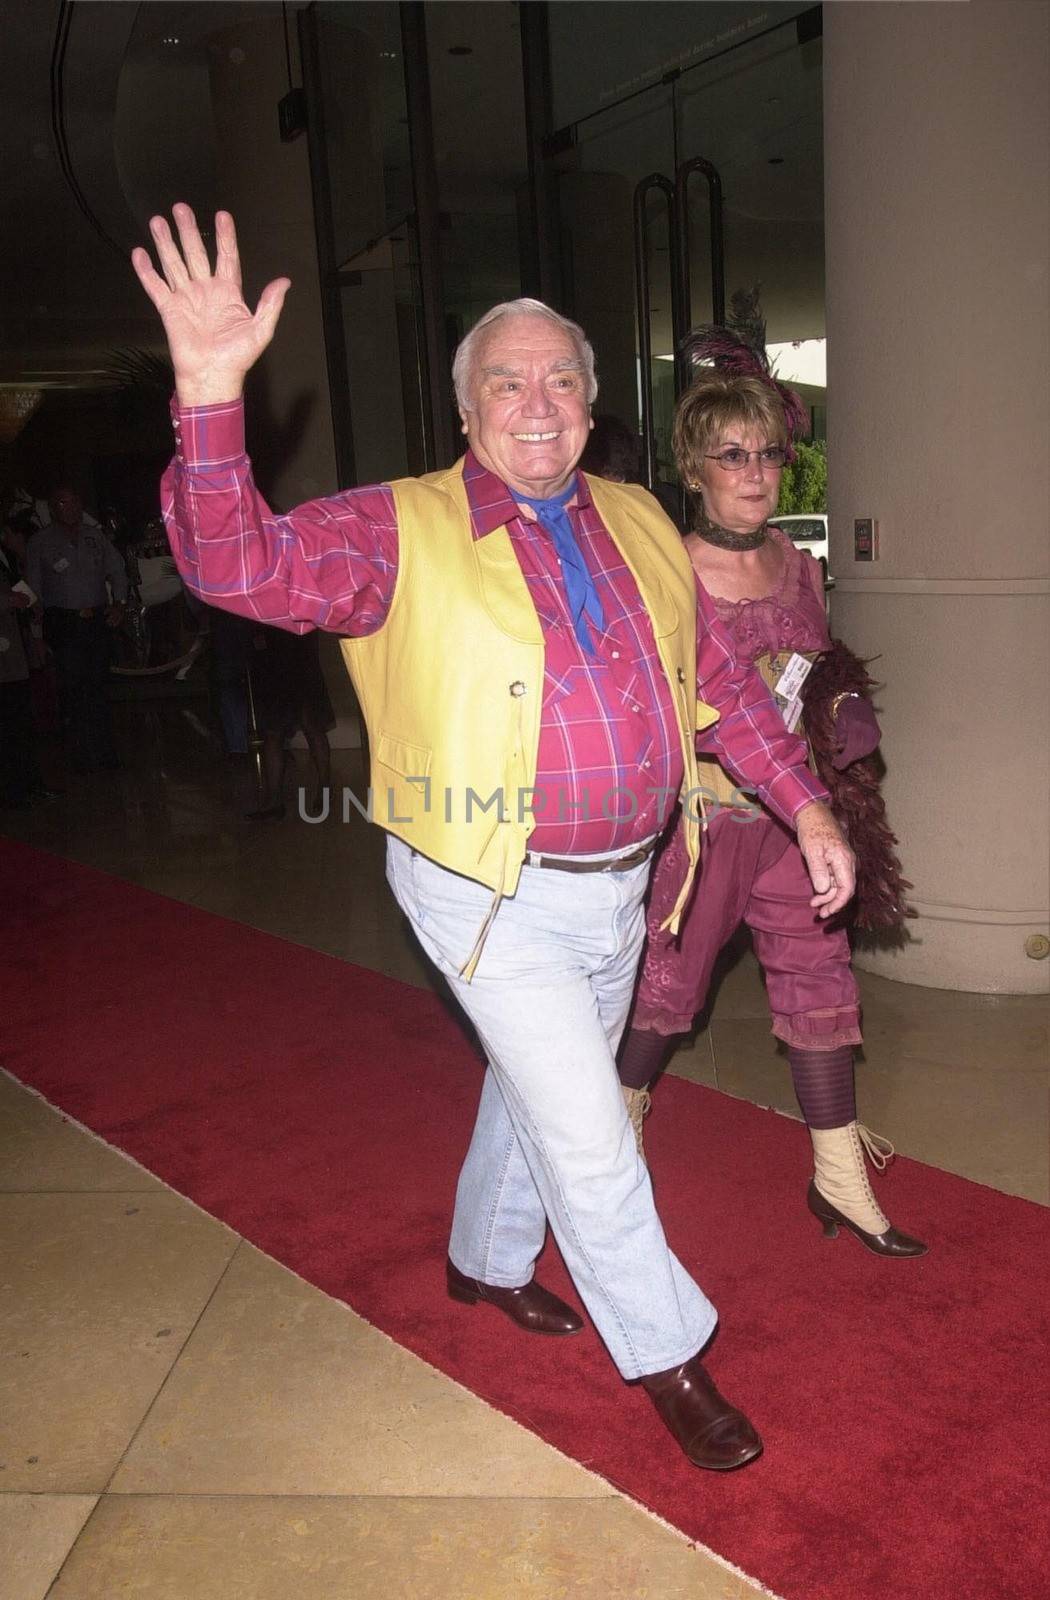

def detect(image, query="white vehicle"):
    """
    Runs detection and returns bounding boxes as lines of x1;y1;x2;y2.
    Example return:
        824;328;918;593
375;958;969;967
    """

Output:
772;513;830;582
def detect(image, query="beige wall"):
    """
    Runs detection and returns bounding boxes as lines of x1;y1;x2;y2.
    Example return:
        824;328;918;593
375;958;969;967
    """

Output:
824;0;1049;991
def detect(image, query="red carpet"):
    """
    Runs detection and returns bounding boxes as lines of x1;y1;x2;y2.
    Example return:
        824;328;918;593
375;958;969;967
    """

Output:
3;836;1048;1600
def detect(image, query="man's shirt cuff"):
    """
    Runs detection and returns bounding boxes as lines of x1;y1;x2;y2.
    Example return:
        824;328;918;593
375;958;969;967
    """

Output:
170;397;246;467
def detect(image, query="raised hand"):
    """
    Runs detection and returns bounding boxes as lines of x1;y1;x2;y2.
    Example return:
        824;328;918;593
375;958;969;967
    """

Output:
130;205;290;407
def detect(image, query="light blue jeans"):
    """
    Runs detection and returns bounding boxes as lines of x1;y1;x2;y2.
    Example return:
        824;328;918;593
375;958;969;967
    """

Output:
385;835;717;1380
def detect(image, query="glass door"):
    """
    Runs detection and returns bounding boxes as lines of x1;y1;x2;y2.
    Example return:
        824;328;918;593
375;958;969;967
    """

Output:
677;19;825;433
303;0;530;483
549;82;679;495
543;4;826;507
304;2;428;483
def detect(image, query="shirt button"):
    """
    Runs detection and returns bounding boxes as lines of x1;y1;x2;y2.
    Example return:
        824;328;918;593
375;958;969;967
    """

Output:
509;680;527;698
676;667;686;683
642;759;651;769
631;704;641;713
611;650;620;659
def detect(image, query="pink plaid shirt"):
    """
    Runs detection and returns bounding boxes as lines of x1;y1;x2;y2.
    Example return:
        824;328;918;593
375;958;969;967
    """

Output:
163;400;825;853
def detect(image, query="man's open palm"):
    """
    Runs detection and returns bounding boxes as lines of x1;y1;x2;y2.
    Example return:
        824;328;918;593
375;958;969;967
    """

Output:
130;205;289;405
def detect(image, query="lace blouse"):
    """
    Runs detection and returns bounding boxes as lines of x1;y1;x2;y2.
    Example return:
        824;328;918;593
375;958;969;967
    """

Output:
702;526;830;664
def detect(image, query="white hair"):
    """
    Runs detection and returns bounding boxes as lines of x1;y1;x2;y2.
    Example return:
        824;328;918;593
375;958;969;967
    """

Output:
451;298;598;410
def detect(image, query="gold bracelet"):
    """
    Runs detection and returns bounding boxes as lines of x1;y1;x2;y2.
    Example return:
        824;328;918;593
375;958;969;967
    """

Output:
829;691;859;719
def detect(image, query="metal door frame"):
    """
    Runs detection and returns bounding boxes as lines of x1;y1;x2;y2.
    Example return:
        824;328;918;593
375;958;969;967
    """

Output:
633;156;726;492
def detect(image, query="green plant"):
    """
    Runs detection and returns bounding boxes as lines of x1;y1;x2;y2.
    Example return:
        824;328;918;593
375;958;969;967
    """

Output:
777;438;827;514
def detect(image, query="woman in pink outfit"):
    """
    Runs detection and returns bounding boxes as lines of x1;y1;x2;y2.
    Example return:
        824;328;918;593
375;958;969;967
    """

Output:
619;326;925;1259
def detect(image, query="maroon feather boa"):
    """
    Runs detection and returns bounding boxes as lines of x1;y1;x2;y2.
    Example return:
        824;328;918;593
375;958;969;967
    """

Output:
802;640;916;946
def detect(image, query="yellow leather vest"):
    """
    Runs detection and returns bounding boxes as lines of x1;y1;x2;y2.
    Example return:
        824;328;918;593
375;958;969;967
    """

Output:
340;460;718;971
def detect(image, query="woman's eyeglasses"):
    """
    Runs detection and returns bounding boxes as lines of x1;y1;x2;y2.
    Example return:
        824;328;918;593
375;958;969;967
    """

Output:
704;446;787;471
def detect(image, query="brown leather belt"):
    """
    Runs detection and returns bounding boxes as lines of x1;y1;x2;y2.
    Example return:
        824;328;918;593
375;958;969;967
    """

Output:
526;838;658;874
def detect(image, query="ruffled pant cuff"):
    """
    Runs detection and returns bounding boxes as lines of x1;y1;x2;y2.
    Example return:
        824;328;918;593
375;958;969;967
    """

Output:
771;1007;862;1052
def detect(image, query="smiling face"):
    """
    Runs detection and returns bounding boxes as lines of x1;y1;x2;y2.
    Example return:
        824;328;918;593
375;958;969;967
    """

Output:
695;428;783;535
459;313;593;499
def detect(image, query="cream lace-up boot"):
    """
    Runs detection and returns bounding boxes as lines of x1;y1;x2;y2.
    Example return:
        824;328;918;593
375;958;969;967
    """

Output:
808;1122;927;1257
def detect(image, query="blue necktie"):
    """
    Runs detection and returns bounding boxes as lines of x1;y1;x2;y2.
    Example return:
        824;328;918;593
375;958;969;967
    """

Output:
516;480;606;656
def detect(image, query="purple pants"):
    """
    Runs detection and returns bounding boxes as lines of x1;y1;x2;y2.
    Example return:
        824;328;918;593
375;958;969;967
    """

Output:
633;807;861;1050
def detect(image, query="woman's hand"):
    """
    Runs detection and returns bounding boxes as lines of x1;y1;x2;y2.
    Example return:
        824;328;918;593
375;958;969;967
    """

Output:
831;693;881;770
131;205;290;407
795;801;856;918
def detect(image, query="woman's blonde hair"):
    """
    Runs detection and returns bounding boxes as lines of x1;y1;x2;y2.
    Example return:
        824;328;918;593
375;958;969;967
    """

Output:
672;372;788;491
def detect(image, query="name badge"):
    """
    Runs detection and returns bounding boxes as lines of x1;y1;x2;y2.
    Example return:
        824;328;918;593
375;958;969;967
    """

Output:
774;651;813;701
780;694;804;733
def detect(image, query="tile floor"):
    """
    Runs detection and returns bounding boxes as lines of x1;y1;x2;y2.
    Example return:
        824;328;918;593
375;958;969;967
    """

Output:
2;706;1047;1598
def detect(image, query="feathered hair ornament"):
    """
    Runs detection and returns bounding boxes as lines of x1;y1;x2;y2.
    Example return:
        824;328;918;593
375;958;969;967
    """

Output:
680;287;809;447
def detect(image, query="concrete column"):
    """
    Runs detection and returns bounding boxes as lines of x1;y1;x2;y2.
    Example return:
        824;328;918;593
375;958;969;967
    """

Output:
823;0;1049;992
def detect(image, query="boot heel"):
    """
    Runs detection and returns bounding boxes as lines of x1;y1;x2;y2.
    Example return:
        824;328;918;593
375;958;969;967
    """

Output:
806;1180;840;1238
805;1173;927;1259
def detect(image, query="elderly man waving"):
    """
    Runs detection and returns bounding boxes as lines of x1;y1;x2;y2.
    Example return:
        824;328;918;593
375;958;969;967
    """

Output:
133;206;853;1473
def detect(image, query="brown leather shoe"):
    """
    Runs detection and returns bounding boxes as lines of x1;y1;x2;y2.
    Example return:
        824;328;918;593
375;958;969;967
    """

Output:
641;1354;763;1471
446;1258;583;1335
